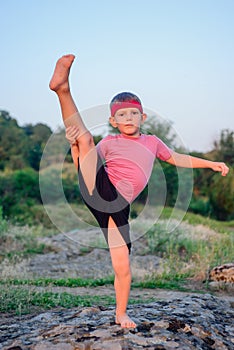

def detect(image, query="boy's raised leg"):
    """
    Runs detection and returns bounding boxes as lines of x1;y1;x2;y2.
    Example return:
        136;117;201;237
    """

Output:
49;54;97;194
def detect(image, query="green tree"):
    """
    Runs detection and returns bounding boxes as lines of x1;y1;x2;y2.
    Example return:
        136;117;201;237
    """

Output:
23;123;52;170
190;129;234;220
0;110;53;170
213;129;234;165
0;110;27;170
209;167;234;220
0;168;40;218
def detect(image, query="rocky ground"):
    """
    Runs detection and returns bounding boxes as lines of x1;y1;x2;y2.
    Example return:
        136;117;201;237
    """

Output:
1;294;234;350
0;227;233;349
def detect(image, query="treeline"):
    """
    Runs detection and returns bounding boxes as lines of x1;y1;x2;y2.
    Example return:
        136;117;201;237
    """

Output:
0;110;52;171
0;110;233;224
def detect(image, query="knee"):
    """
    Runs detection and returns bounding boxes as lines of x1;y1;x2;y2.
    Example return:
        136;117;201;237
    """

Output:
112;258;131;278
78;131;95;149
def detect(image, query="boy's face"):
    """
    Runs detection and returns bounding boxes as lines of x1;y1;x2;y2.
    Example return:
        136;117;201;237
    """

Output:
109;108;147;137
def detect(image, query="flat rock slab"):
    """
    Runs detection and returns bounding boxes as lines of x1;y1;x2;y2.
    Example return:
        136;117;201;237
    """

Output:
1;294;233;350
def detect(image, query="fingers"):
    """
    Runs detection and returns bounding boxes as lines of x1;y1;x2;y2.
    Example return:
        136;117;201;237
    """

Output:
222;164;229;176
65;125;80;144
218;162;229;176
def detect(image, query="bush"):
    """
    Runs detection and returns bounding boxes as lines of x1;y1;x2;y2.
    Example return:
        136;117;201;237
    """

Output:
209;167;234;221
189;196;211;216
0;168;40;218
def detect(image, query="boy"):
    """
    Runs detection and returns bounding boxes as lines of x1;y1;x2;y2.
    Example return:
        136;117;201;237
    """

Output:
49;54;229;328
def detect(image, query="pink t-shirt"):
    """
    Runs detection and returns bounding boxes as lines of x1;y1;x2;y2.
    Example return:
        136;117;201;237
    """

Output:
97;134;172;203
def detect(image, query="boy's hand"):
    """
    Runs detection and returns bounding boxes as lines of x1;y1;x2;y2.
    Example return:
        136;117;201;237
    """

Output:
210;162;229;176
66;125;80;144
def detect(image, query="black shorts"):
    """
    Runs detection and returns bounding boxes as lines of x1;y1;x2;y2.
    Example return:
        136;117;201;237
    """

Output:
78;155;131;253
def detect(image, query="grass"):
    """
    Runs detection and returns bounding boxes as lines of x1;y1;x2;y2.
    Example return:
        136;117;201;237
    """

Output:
0;223;54;262
160;206;234;233
0;285;116;315
145;219;234;281
0;280;155;315
132;274;192;291
0;276;115;288
0;272;204;315
0;274;189;315
0;274;190;291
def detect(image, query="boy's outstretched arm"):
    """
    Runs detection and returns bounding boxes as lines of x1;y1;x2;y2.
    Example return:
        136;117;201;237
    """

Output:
166;151;229;176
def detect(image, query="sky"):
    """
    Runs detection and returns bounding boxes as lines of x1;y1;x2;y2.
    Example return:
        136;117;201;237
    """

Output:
1;0;234;152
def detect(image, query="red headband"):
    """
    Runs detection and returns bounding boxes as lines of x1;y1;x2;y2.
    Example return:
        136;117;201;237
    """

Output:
110;100;143;116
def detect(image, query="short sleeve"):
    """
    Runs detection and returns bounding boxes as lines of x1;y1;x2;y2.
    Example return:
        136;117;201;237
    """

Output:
96;135;112;160
154;136;172;161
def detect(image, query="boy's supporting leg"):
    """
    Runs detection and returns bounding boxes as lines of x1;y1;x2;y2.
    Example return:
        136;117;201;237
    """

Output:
108;217;136;328
50;54;97;194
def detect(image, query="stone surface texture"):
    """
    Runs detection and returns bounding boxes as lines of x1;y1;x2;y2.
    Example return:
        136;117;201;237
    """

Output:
1;294;234;350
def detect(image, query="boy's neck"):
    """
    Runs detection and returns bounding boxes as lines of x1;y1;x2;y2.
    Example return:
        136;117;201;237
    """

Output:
120;132;141;138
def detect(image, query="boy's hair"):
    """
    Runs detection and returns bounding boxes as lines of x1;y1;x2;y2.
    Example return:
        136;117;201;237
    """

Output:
110;92;143;116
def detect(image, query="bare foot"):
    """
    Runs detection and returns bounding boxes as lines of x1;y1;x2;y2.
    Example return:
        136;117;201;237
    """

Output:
49;54;75;93
116;313;137;328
